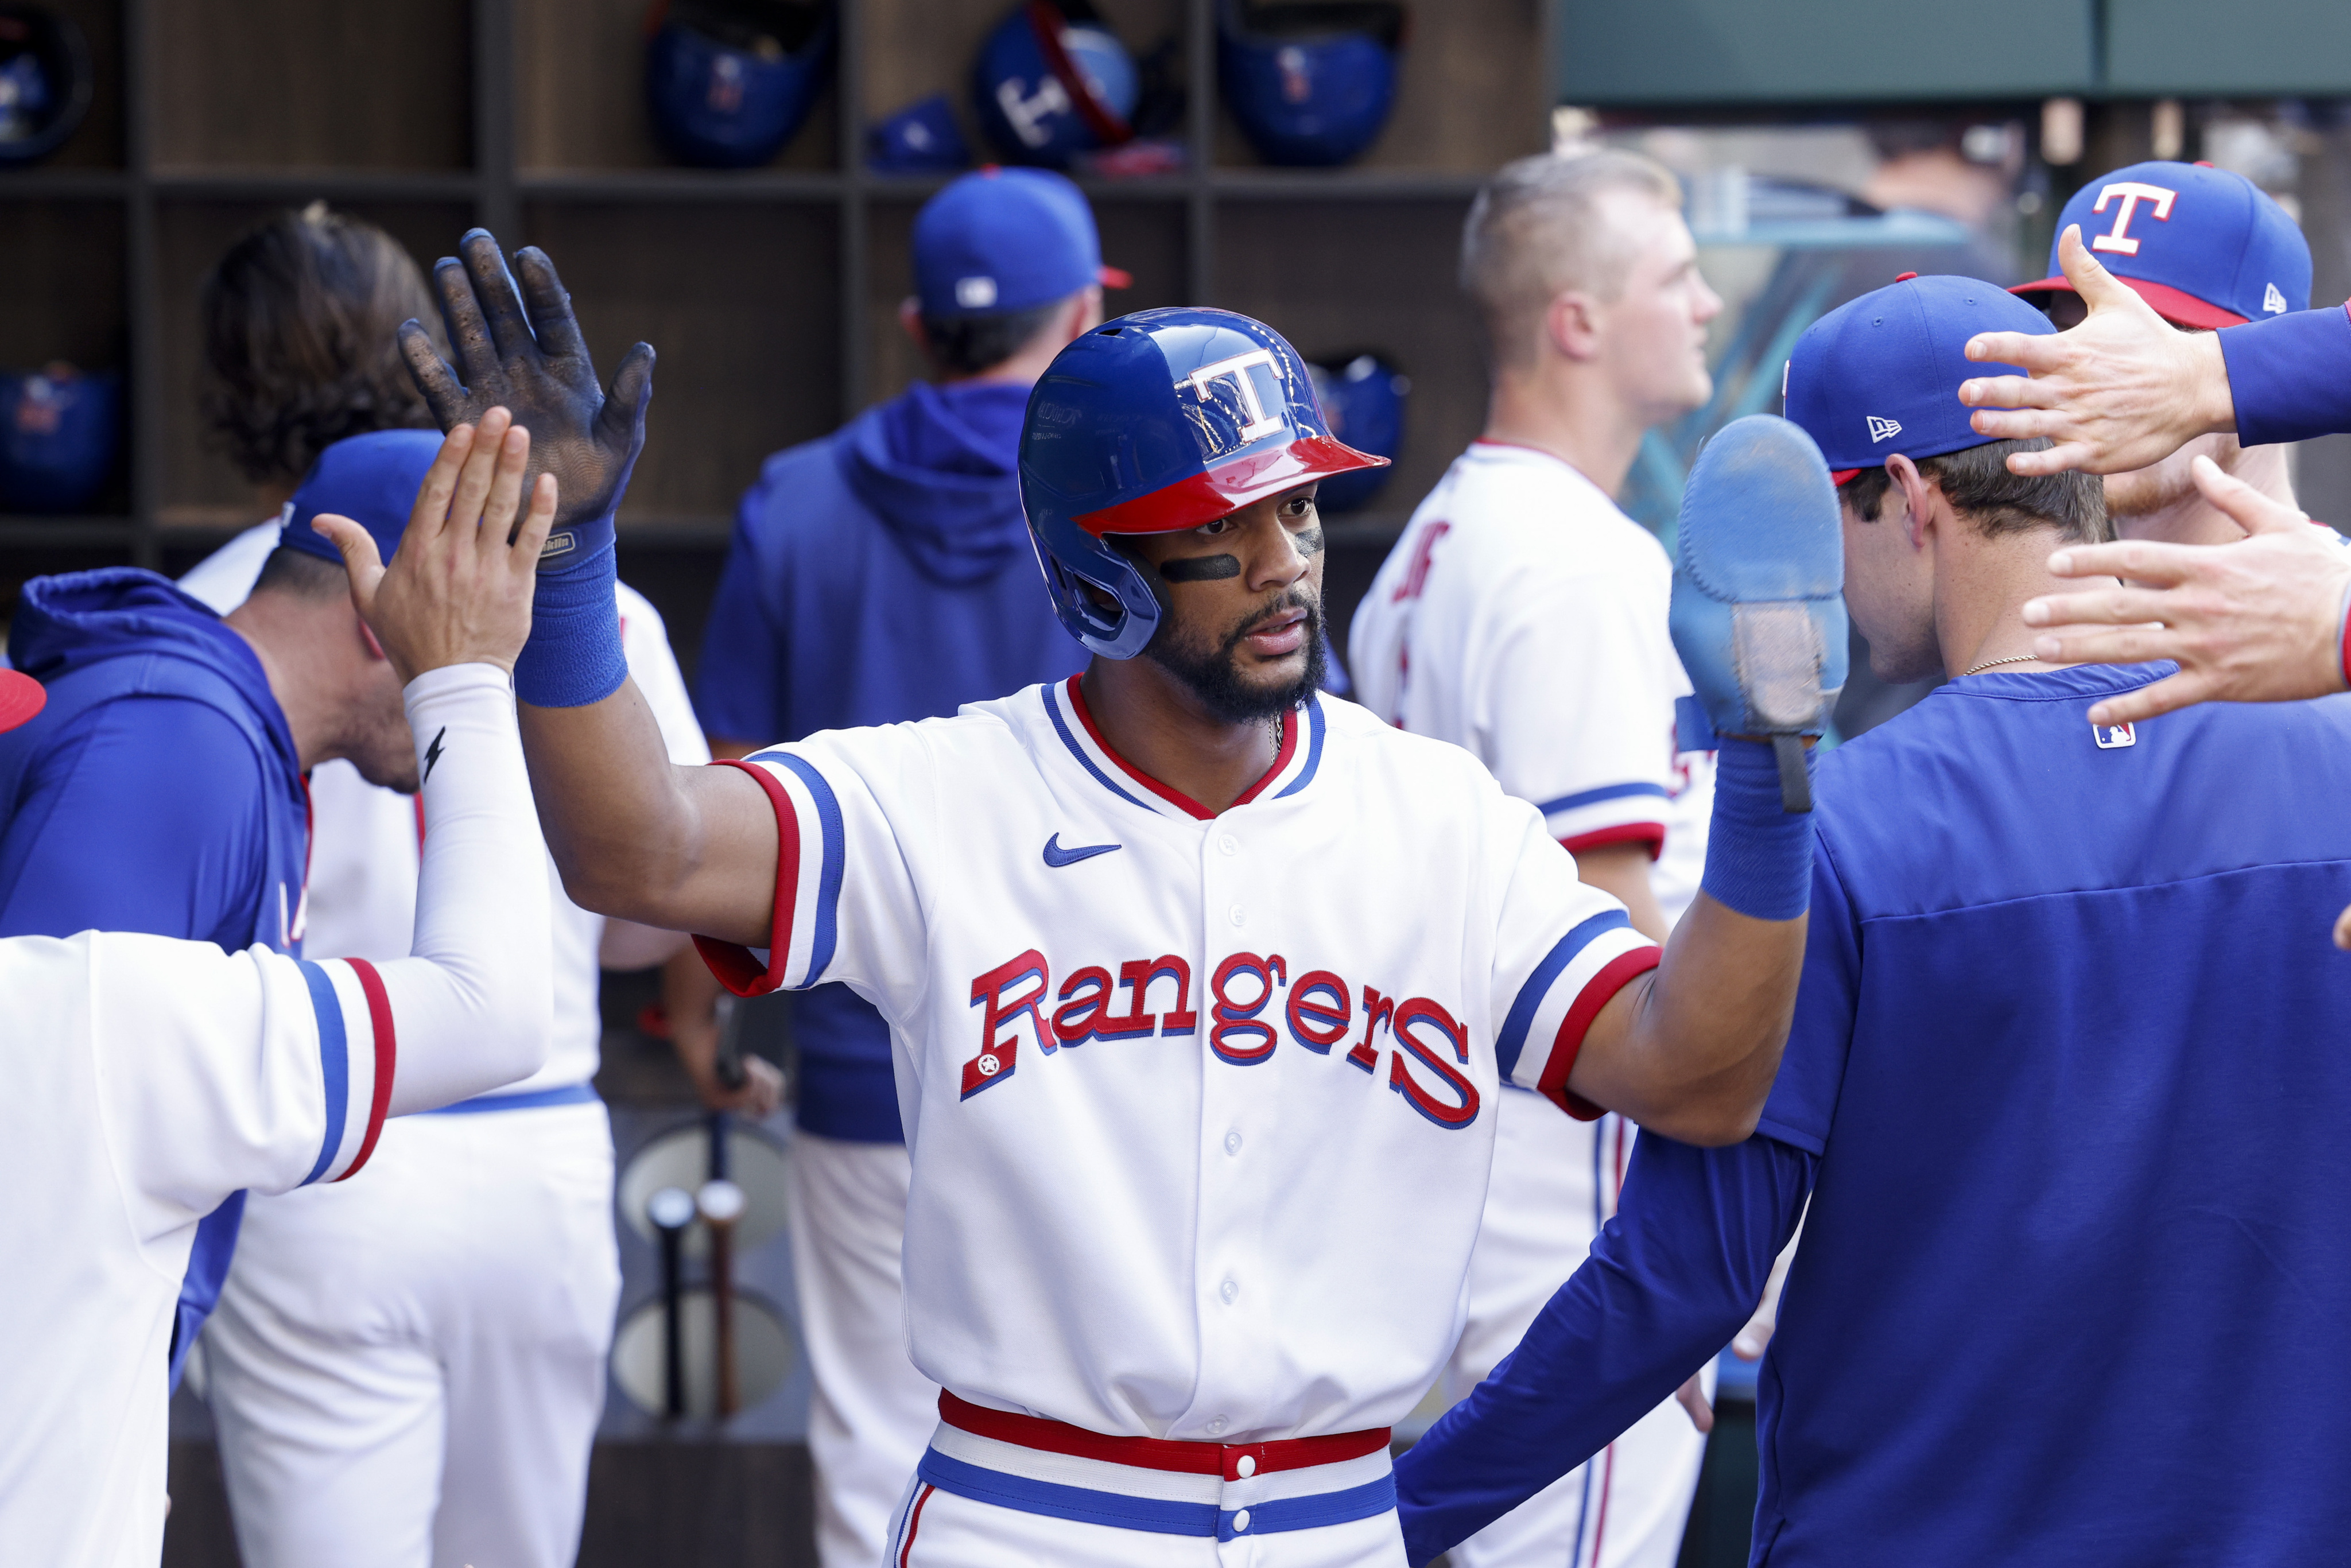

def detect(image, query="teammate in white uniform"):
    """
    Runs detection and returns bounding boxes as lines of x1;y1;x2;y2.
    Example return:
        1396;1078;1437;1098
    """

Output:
178;495;707;1568
1351;150;1722;1568
0;413;555;1568
400;234;1832;1566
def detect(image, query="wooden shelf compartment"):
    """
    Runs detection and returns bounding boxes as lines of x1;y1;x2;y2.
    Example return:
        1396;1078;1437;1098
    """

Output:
1211;0;1545;176
149;0;474;172
0;200;130;518
522;200;843;522
514;0;840;176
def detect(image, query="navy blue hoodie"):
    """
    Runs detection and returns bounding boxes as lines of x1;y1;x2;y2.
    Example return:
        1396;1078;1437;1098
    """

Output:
0;567;312;1385
697;381;1087;1142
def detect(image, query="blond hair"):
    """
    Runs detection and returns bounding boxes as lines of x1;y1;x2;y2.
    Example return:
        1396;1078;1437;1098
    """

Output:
1461;150;1684;370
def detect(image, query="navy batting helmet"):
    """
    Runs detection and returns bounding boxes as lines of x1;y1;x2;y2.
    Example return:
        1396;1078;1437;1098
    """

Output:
972;0;1138;169
1020;308;1388;659
0;363;117;514
643;0;834;170
1217;1;1403;168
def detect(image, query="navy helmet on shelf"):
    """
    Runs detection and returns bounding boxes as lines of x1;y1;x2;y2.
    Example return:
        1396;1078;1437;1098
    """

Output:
0;364;118;514
1217;1;1404;168
0;4;92;166
1019;308;1388;659
867;92;972;174
643;0;835;170
972;0;1139;169
1305;353;1406;513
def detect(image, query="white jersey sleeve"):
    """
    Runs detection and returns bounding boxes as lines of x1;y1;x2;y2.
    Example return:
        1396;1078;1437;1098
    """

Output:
693;723;929;1023
1480;574;1685;857
1484;798;1663;1119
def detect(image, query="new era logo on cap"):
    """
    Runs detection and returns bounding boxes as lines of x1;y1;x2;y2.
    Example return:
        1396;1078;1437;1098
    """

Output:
1867;416;1903;444
956;275;1000;309
2264;282;2288;314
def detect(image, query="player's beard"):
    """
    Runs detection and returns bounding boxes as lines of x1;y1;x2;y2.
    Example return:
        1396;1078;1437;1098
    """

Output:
1143;588;1326;726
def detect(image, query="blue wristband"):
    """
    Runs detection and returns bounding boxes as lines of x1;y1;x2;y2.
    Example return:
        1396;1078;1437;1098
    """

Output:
513;534;625;708
1698;738;1815;921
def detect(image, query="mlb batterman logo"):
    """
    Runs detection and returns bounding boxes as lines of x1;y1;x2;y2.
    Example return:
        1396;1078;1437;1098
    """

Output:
2093;719;2136;749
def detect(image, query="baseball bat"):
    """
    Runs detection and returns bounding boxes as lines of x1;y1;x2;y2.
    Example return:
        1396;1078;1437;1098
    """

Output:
697;1177;747;1418
646;1185;696;1419
713;991;746;1092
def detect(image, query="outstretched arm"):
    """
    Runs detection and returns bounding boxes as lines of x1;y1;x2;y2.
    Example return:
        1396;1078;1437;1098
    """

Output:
2018;455;2350;725
1395;1133;1814;1566
1957;226;2237;475
399;230;779;945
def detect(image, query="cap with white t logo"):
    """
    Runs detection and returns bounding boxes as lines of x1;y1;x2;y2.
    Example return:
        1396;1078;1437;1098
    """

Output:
2011;160;2311;328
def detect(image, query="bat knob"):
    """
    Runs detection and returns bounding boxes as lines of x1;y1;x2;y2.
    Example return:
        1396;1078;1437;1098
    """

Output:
696;1179;746;1227
647;1185;696;1233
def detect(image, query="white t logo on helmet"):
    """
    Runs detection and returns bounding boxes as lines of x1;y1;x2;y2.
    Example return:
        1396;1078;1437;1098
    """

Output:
1185;350;1286;445
2090;182;2177;257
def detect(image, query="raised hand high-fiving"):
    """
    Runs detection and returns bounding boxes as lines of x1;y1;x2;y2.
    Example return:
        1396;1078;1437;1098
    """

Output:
399;229;655;568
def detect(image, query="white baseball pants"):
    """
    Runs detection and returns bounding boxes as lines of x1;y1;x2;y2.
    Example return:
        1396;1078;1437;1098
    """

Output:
200;1099;620;1568
787;1130;942;1568
1437;1091;1710;1568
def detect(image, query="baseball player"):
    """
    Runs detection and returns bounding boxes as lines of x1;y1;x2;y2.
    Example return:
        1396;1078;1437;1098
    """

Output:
0;414;554;1568
688;167;1108;1568
399;228;1840;1566
1349;149;1725;1568
0;467;435;1399
2009;160;2311;550
174;464;707;1568
1400;274;2351;1566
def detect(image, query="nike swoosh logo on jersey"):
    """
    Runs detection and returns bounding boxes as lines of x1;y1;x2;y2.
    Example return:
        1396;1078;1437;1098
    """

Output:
1042;833;1122;868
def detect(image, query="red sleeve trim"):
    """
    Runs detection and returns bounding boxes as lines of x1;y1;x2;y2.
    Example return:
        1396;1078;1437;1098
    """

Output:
1538;945;1662;1121
336;958;397;1181
1559;822;1667;862
2337;582;2351;691
692;758;801;999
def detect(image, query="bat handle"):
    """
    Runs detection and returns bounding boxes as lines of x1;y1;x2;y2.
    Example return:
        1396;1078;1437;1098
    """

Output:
647;1185;695;1420
658;1225;685;1418
697;1179;747;1420
713;992;746;1092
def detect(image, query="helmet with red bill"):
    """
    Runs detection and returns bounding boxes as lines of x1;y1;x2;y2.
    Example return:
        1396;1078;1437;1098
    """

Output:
1017;306;1387;658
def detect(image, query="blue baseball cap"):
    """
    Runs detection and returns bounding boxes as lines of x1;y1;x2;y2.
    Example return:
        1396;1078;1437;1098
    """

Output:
1784;274;2051;483
2011;160;2310;328
911;166;1130;318
278;429;444;566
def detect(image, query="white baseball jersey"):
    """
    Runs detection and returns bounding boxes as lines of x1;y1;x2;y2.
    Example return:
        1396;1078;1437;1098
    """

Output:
1348;441;1714;920
697;677;1659;1441
0;665;549;1568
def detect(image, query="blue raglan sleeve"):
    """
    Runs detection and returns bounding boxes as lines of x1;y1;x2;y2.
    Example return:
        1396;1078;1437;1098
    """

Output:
2220;303;2351;448
695;477;788;747
0;697;270;946
1393;1134;1814;1566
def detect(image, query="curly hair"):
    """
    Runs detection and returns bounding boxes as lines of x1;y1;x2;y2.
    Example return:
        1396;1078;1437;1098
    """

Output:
199;203;440;487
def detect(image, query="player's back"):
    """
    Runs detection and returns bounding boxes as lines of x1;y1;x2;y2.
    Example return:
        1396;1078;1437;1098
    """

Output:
1351;440;1671;749
1755;662;2351;1563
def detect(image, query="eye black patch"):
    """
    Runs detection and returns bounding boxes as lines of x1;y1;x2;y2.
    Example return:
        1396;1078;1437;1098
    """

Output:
1158;554;1242;583
1297;525;1326;556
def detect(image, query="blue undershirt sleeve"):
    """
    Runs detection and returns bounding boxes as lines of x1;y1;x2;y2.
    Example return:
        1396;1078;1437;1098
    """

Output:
2220;303;2351;447
1394;1133;1817;1567
694;483;789;747
0;697;270;946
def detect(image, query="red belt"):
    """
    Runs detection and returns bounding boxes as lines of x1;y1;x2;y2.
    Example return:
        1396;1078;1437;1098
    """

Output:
938;1391;1390;1484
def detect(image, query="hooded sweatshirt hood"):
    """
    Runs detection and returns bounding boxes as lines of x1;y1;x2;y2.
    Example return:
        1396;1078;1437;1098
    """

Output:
836;379;1035;587
9;567;295;766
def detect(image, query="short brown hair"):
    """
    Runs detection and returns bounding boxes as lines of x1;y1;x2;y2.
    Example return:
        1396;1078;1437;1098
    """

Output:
1461;149;1685;370
1840;437;2109;544
199;203;438;487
